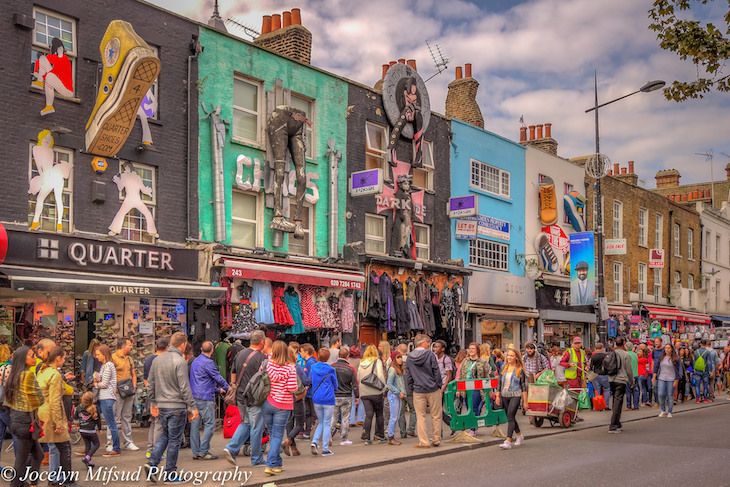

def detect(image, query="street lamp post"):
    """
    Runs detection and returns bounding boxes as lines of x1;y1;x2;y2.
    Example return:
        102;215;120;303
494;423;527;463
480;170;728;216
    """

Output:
585;74;665;344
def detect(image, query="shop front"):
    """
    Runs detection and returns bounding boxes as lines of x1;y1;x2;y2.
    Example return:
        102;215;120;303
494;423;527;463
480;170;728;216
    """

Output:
536;283;595;348
468;272;537;351
642;305;711;346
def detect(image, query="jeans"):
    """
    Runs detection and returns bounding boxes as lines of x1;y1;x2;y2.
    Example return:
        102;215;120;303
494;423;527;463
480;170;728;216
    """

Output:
50;441;72;485
226;404;264;466
262;400;289;468
147;415;163;451
398;393;416;437
503;396;522;439
190;399;215;457
657;379;675;413
413;390;443;446
592;375;611;407
98;399;120;452
626;381;640;409
287;399;306;446
386;392;402;439
638;376;652;404
694;372;710;399
349;394;365;424
312;403;334;451
49;443;60;479
304;397;315;435
150;408;187;473
0;407;9;462
9;410;43;487
361;394;384;441
609;382;626;431
332;397;352;441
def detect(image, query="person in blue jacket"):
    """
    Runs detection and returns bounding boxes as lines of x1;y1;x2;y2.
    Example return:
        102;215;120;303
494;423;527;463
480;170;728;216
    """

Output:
653;343;681;417
301;344;317;437
189;341;229;459
309;348;338;456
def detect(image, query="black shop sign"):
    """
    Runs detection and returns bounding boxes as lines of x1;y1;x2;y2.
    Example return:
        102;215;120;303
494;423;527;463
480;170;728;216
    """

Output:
536;283;594;314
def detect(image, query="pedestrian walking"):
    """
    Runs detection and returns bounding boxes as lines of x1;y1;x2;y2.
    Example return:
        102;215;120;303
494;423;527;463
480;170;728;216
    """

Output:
651;338;664;404
549;345;566;387
283;345;306;457
328;338;342;366
405;334;443;448
301;343;317;438
4;346;44;487
190;340;229;460
590;343;611;410
262;340;298;477
331;347;358;446
310;348;338;456
386;353;406;445
80;339;101;391
654;343;681;417
396;342;416;438
494;348;527;450
144;336;170;458
94;345;121;457
522;342;550;383
626;343;640;410
608;337;634;433
357;345;387;445
223;330;266;467
434;340;454;427
76;391;101;468
638;348;653;406
378;340;393;427
693;339;713;403
0;352;12;470
144;332;199;484
111;337;139;451
459;342;487;433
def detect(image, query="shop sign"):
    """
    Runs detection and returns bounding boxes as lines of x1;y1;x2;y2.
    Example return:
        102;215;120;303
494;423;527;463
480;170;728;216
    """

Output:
225;266;363;290
536;284;593;314
469;272;536;308
349;169;383;196
455;219;477;240
649;249;664;268
108;285;152;295
448;195;478;218
541;225;569;253
473;215;510;241
3;230;198;280
604;239;627;255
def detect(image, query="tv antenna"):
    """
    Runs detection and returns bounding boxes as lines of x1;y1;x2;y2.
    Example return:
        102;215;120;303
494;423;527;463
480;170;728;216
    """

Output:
226;17;260;40
695;150;715;205
424;40;448;82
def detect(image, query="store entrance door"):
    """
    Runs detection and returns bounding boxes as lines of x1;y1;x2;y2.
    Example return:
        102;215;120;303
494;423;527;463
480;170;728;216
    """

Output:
482;334;502;349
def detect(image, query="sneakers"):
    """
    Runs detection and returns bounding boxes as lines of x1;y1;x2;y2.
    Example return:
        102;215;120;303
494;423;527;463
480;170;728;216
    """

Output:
539;176;558;225
125;442;140;451
499;440;513;450
321;449;334;456
563;191;586;232
387;438;402;446
264;467;283;476
102;450;120;457
106;444;114;453
658;411;666;418
163;473;186;485
339;440;352;446
310;443;319;455
222;448;236;466
514;434;524;446
535;233;558;273
85;20;160;157
666;412;673;418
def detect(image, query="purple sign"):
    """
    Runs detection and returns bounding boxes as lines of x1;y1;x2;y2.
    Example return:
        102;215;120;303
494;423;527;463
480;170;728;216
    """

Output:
350;168;383;196
449;195;477;218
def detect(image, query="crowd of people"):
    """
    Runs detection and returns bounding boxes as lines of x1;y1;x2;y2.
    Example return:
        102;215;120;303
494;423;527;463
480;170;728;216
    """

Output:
0;332;727;484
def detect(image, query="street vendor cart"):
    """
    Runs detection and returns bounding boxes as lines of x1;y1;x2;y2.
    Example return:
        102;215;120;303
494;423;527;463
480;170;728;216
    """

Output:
526;383;578;428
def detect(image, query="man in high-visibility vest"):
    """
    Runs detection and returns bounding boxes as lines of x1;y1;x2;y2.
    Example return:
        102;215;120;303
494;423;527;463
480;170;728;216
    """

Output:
560;336;587;390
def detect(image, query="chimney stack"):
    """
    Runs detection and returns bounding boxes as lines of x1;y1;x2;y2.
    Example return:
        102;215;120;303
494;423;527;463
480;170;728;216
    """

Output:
255;10;313;64
536;125;543;139
655;169;681;188
613;162;620;174
406;59;417;70
628;160;635;174
521;122;558;155
545;123;552;138
519;126;527;143
375;58;417;91
445;63;484;128
613;161;638;185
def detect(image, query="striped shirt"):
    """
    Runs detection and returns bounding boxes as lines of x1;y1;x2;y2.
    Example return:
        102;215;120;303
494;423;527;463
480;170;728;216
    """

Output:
266;361;297;410
97;361;117;401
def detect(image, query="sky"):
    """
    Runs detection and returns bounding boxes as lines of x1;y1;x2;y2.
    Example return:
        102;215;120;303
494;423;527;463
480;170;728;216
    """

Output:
150;0;730;188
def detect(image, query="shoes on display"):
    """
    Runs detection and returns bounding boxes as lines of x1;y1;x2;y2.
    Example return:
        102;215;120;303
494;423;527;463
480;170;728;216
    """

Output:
538;175;558;225
563;191;586;232
535;233;559;273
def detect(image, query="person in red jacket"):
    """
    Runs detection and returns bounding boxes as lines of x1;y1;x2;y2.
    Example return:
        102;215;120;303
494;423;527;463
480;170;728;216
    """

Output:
32;37;74;116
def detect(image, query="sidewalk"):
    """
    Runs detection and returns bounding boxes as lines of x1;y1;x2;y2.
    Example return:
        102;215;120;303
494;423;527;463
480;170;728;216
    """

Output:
4;399;726;486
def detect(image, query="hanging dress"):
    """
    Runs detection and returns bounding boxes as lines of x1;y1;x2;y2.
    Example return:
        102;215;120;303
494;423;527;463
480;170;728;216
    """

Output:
299;285;322;329
366;272;383;324
339;292;356;334
431;285;443;336
284;287;305;334
252;280;274;324
379;273;394;332
272;283;294;326
315;288;338;328
406;279;424;331
392;279;409;335
327;294;342;331
417;279;435;335
232;282;257;335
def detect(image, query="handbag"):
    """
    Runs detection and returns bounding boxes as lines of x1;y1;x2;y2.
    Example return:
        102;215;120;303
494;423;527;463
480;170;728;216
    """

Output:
29;411;43;441
224;350;258;405
361;360;385;391
117;378;135;399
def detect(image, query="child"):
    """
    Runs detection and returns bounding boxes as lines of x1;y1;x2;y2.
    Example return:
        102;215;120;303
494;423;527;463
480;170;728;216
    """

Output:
75;391;101;467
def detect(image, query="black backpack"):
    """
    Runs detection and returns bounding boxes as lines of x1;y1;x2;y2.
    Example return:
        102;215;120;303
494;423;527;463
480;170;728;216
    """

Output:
601;351;621;376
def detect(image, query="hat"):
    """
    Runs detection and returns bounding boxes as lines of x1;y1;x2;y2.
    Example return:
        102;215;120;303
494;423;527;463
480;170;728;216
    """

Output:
576;261;589;271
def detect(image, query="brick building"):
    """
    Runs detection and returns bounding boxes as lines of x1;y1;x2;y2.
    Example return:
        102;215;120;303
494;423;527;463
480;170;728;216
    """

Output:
652;164;730;209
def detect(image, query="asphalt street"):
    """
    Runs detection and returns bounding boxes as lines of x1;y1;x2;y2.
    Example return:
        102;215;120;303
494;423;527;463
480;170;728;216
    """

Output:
287;402;730;487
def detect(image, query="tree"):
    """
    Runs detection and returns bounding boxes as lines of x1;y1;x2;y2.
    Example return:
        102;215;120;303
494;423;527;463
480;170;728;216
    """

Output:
649;0;730;101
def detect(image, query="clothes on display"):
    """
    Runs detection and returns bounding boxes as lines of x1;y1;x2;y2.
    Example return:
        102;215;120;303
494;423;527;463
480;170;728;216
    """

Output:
327;293;342;331
379;273;394;332
252;280;274;325
299;285;323;329
393;279;410;334
315;288;337;328
366;272;383;323
272;283;295;327
284;286;305;335
339;291;356;334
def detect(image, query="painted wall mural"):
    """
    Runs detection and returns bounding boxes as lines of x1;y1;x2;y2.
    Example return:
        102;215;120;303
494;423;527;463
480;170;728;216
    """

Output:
85;20;160;157
29;130;72;232
137;88;157;146
563;190;586;232
108;162;158;239
32;37;74;117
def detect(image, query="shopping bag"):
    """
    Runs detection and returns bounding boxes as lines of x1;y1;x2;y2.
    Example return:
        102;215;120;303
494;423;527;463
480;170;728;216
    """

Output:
552;389;569;411
535;369;558;386
577;389;591;410
223;404;241;439
592;394;606;411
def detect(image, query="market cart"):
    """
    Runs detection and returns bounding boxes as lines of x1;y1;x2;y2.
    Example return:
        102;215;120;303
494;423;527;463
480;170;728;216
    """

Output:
526;383;579;428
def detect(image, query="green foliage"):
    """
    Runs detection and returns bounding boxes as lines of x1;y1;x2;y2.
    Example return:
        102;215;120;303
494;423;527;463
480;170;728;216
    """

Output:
649;0;730;101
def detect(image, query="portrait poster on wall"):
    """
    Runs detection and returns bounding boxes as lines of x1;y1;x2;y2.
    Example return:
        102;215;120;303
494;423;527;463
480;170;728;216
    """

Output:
569;232;595;306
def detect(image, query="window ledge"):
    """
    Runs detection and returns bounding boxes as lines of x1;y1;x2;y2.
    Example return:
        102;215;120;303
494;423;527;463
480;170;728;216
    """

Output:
231;137;265;151
469;186;511;203
30;86;81;104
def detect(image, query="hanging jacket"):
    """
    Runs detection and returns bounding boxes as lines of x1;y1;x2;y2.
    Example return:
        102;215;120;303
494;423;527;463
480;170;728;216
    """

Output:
379;273;394;332
366;273;383;323
392;279;409;334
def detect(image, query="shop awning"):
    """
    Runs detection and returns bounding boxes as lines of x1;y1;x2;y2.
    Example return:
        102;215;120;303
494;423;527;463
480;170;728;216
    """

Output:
468;305;539;320
608;305;633;316
219;257;365;290
0;266;225;299
539;309;597;324
711;315;730;324
644;305;710;324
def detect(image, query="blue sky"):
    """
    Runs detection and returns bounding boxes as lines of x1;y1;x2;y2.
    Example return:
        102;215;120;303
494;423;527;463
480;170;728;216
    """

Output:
150;0;730;188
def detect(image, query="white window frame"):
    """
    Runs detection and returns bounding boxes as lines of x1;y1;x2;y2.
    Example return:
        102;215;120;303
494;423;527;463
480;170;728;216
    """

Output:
469;239;509;272
716;234;721;262
613;261;623;304
365;121;389;174
32;7;77;97
414;223;430;261
470;159;510;198
638;263;647;301
232;75;263;145
653;268;662;303
673;223;681;257
413;140;434;191
654;213;663;249
27;143;73;233
612;200;623;239
290;93;316;160
638;208;648;247
365;213;386;255
231;190;262;249
116;161;156;243
688;228;694;260
287;203;313;256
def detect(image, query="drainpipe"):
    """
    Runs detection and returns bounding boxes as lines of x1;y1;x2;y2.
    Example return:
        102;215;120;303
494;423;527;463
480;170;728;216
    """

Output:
327;139;342;258
211;108;227;243
668;209;674;305
186;38;202;240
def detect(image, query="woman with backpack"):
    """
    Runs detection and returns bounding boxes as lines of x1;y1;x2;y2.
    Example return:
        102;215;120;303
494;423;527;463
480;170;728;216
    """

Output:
309;348;338;456
263;340;298;477
653;343;681;417
357;345;387;445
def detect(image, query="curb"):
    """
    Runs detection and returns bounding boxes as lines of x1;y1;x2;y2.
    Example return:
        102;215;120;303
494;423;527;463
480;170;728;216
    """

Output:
248;401;727;486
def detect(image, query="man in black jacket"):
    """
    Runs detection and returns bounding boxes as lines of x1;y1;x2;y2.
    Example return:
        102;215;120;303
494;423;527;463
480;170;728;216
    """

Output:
331;348;359;445
405;334;442;448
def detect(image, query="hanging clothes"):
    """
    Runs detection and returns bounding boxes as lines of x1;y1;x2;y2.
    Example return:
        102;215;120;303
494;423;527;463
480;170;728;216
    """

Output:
299;285;322;329
430;284;443;336
441;285;455;329
339;292;356;334
252;280;274;324
284;286;305;334
379;272;394;332
327;293;342;331
406;278;424;331
366;271;383;324
392;279;409;335
416;279;435;335
272;283;294;326
232;282;257;335
315;287;338;328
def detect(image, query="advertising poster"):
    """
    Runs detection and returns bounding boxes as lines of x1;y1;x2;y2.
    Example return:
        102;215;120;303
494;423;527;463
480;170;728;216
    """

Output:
569;231;595;306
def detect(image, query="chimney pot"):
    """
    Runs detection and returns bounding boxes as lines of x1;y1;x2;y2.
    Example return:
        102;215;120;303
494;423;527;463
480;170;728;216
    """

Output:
465;63;472;78
628;160;635;174
406;59;417;70
389;61;396;67
282;11;292;28
536;124;543;139
682;194;688;202
398;58;406;65
261;15;272;34
544;123;552;138
528;125;536;141
271;13;282;31
613;162;620;174
519;126;527;143
291;8;302;25
607;170;613;176
455;66;463;80
621;167;627;175
381;64;390;79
